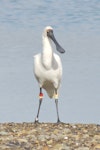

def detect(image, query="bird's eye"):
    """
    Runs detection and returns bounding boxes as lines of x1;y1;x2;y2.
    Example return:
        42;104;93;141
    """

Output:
47;30;49;33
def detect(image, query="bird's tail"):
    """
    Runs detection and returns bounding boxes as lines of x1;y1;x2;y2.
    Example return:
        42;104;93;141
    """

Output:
46;88;55;98
42;82;55;98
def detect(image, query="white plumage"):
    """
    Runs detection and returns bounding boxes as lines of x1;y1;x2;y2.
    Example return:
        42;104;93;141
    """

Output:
34;26;65;123
34;51;62;98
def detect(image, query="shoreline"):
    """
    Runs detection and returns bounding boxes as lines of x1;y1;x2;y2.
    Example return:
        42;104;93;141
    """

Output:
0;122;100;150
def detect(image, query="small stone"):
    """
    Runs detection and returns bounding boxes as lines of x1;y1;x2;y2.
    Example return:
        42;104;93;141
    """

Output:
83;129;88;133
51;133;57;139
42;145;49;150
94;135;100;139
54;143;70;150
47;139;53;145
17;138;28;143
76;142;79;146
38;135;46;142
94;144;100;149
63;128;71;134
64;136;68;140
54;129;58;134
72;125;77;129
35;140;39;144
77;147;89;150
0;131;8;135
83;134;89;138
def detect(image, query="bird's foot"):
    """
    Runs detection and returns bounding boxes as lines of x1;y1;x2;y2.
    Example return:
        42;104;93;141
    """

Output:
57;119;64;124
34;117;39;123
57;118;61;123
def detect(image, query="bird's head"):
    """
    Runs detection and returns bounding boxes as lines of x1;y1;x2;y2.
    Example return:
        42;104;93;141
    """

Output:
43;26;65;53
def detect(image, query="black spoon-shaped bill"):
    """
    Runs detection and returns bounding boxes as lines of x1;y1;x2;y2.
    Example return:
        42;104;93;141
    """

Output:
47;30;65;53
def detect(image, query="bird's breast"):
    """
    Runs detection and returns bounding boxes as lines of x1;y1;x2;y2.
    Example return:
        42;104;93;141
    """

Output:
34;53;62;88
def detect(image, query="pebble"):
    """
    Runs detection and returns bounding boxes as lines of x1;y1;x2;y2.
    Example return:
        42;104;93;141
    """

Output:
77;147;89;150
54;143;70;150
94;144;100;149
0;131;8;136
0;123;100;149
64;136;68;140
47;139;53;145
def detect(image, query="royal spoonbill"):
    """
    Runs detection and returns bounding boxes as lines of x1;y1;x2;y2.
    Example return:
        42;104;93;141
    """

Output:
34;26;65;123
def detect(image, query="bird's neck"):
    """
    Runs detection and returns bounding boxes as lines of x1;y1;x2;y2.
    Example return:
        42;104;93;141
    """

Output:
42;37;53;69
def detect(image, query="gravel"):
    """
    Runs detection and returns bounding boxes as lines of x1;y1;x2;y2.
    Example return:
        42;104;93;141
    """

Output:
0;122;100;150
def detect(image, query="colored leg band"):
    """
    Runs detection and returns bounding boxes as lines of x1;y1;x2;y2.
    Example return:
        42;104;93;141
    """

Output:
54;93;58;99
39;93;43;99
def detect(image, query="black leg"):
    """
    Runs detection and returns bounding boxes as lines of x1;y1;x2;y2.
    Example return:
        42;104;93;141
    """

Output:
54;90;61;123
35;88;43;123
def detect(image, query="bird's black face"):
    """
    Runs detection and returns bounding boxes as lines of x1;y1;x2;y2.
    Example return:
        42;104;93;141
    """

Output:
47;29;65;53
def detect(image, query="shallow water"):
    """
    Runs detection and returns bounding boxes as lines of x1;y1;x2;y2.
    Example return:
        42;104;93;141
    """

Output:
0;0;100;123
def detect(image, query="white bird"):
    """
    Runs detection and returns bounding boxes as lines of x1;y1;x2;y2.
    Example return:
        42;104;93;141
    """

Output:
34;26;65;123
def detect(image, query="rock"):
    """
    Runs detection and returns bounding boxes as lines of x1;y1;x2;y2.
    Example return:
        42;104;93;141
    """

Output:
77;147;89;150
63;128;71;134
42;145;49;150
64;136;68;140
94;144;100;149
51;133;57;139
94;135;100;140
0;131;9;135
47;139;53;145
53;143;70;150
